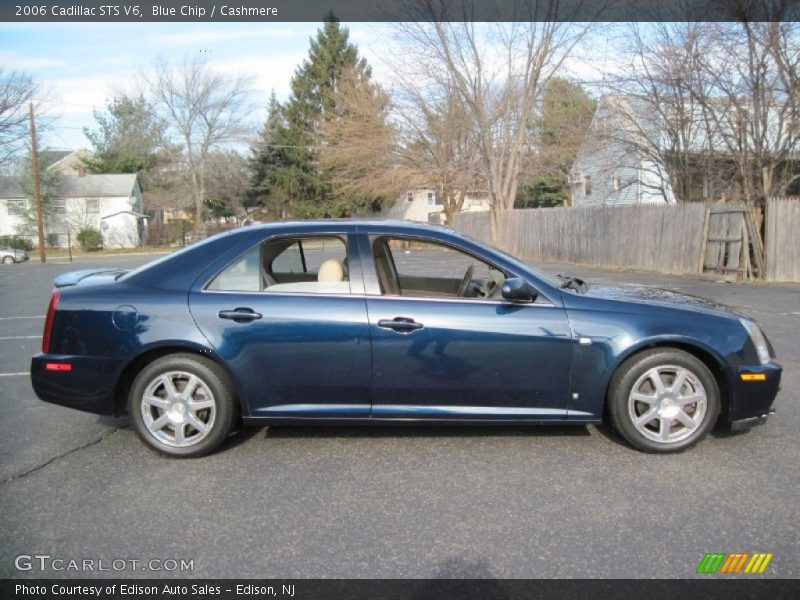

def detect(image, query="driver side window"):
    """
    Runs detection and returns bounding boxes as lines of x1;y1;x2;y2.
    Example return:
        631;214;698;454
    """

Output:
371;237;505;300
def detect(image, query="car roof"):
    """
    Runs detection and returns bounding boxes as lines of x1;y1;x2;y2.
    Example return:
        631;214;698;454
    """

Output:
248;218;457;235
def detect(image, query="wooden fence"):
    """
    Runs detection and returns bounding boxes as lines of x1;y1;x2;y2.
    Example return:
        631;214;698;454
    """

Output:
765;197;800;282
454;204;708;275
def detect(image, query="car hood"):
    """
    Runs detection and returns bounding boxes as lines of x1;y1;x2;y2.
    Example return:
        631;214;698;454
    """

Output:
53;268;129;288
578;284;748;320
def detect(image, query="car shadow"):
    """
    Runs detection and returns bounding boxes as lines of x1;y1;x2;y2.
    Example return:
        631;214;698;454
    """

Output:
218;424;265;451
261;423;591;440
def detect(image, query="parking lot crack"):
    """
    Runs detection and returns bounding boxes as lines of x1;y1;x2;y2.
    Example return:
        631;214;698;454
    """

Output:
0;427;123;486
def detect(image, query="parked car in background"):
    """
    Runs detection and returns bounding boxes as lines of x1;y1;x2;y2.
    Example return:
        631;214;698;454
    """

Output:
31;220;781;457
0;246;29;264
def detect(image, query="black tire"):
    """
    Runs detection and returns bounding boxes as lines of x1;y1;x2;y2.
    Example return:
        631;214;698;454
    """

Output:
128;353;238;458
608;348;720;453
3;256;14;264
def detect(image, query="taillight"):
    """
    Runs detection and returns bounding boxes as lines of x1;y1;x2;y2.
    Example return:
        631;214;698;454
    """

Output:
42;290;60;353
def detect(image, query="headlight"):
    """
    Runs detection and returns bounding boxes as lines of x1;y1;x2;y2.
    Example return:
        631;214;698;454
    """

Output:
740;319;771;365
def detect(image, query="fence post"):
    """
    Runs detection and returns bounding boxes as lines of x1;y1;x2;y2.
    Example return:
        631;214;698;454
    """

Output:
68;230;73;263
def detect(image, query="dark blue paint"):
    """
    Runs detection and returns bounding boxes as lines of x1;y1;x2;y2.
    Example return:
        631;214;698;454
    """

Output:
31;220;781;429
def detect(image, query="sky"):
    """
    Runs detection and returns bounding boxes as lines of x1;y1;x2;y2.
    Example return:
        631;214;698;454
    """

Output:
0;21;612;152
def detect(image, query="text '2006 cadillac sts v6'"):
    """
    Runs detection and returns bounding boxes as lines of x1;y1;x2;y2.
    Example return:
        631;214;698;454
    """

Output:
31;220;781;457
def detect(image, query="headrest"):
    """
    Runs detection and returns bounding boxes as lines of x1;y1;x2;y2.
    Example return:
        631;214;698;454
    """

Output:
318;259;345;283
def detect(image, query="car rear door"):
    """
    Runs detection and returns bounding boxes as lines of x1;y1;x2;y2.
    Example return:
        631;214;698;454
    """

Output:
188;232;372;418
361;234;574;420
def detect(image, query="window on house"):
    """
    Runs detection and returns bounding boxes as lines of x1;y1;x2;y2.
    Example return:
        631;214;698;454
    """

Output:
86;199;99;213
584;176;592;196
51;199;66;214
406;191;414;202
612;174;620;192
6;199;26;214
427;191;434;206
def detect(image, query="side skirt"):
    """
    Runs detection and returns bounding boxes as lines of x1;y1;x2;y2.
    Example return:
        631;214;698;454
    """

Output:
242;416;602;427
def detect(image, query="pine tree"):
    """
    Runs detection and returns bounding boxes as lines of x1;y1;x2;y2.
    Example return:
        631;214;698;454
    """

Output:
247;92;288;216
83;94;173;189
253;14;375;218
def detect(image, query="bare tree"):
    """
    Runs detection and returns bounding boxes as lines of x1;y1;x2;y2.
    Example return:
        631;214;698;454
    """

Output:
395;81;482;224
603;22;722;203
392;4;595;241
318;66;403;204
142;57;253;233
701;19;800;205
0;69;38;170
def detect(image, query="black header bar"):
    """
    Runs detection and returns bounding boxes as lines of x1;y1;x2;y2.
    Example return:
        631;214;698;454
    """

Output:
2;0;799;22
3;579;800;600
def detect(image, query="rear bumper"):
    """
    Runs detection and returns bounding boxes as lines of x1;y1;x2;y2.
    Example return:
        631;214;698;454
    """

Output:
30;354;124;415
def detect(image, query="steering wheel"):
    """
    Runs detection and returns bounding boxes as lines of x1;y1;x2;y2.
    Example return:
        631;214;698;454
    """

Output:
456;263;475;297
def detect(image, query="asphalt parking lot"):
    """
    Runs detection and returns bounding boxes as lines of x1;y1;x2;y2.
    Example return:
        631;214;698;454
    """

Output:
0;253;798;579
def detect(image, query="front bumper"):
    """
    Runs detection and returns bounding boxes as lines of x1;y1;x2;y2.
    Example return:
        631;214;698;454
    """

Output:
728;362;782;423
730;408;775;432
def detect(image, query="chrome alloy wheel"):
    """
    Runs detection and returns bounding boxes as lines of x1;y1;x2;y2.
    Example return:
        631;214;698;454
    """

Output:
140;371;216;448
627;365;708;444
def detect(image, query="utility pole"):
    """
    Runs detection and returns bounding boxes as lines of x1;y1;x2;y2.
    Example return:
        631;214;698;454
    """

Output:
28;102;46;264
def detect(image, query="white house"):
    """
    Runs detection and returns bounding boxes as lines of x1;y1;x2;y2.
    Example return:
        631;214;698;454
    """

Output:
0;154;146;248
375;188;491;224
570;96;678;207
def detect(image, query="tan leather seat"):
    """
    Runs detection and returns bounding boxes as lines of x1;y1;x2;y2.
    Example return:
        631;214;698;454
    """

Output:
318;259;346;283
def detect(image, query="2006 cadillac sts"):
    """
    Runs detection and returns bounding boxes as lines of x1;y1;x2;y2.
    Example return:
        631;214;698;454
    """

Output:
31;220;781;457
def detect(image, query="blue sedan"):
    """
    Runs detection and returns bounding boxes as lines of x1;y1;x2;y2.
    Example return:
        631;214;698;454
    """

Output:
31;220;781;457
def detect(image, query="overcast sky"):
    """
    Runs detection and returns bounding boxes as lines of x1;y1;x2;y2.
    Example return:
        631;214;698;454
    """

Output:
0;21;611;151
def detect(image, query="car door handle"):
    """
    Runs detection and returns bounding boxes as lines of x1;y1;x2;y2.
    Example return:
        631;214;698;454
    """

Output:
218;307;262;322
377;317;424;332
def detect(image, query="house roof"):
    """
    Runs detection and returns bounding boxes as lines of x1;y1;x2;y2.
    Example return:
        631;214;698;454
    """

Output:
0;173;139;199
60;174;139;197
596;94;793;155
41;150;74;170
100;210;148;219
0;176;24;198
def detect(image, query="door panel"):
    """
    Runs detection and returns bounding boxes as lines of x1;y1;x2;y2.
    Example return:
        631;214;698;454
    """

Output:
190;293;371;416
367;297;573;419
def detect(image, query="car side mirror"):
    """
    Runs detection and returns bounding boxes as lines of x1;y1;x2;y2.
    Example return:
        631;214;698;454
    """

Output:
501;278;537;303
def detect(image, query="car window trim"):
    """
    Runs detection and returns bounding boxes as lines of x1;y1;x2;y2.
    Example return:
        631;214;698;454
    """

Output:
201;231;360;295
364;233;555;305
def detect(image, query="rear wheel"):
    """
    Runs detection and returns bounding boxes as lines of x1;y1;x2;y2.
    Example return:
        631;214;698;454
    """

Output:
3;256;13;264
608;348;720;453
128;354;237;458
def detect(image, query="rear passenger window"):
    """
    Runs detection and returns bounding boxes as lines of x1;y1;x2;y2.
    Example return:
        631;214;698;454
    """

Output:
206;236;352;295
206;246;261;292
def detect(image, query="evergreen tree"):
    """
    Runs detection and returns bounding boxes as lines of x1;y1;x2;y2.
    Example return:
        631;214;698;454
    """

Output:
520;78;596;207
14;148;63;236
247;92;291;217
83;94;173;188
254;14;375;218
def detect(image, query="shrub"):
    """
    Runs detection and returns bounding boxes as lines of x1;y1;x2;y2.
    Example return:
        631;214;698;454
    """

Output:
76;227;103;252
0;235;34;251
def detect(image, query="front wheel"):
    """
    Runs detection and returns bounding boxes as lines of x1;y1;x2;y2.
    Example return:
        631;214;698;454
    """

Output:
608;348;720;453
2;256;14;264
128;354;238;457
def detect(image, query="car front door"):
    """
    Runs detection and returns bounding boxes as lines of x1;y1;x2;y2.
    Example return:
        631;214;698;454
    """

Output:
189;232;372;418
362;234;574;420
